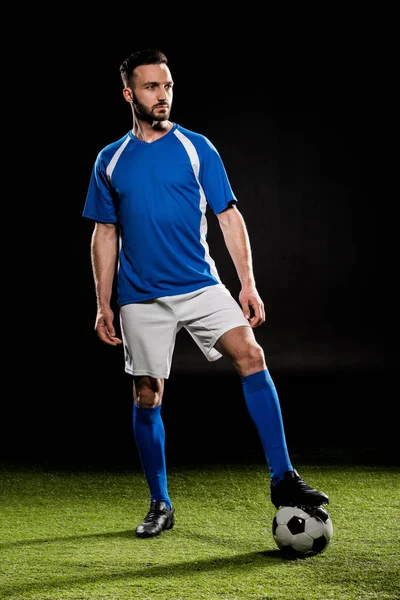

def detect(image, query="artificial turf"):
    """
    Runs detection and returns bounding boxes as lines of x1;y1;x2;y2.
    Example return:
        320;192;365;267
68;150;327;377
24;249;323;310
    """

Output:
1;459;399;599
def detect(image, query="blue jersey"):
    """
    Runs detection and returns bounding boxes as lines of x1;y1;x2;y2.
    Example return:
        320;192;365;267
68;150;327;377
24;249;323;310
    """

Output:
82;123;237;305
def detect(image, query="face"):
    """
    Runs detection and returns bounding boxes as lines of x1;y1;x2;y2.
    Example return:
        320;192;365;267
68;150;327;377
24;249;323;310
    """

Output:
124;63;174;122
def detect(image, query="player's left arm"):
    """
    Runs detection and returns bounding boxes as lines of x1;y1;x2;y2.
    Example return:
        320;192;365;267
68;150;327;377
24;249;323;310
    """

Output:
216;205;265;328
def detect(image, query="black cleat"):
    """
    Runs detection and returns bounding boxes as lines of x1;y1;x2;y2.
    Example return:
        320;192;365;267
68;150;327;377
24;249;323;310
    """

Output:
135;500;175;539
271;469;329;510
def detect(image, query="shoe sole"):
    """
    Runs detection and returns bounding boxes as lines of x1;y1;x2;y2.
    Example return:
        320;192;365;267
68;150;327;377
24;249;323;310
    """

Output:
272;500;329;510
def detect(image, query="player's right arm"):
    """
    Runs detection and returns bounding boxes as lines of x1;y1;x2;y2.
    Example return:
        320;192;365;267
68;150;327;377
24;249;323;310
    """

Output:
91;222;122;346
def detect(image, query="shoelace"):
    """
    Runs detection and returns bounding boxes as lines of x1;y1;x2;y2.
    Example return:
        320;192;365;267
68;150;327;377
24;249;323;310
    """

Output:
144;504;165;522
297;482;312;492
294;477;316;492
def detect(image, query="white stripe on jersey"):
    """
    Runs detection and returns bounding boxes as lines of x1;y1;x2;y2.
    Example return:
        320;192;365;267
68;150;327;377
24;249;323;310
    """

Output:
173;128;221;283
106;135;130;181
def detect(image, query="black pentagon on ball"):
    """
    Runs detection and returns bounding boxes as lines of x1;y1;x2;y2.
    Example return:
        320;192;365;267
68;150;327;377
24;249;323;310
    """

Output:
287;516;306;535
312;535;328;553
272;516;278;535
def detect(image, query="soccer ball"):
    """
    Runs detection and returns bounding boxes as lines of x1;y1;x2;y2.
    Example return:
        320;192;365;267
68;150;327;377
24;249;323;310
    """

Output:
272;505;333;558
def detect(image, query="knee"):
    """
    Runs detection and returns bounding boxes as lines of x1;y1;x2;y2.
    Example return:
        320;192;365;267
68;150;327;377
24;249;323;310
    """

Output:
235;342;266;377
134;376;164;408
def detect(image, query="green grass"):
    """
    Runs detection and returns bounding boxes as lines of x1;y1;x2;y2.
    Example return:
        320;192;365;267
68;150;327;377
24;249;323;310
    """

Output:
0;460;399;600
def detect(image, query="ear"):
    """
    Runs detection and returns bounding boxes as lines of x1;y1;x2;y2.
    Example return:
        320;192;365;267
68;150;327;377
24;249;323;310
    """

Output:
122;87;134;103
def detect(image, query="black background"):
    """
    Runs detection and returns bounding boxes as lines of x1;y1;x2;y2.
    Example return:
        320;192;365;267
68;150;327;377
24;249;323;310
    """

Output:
5;17;393;469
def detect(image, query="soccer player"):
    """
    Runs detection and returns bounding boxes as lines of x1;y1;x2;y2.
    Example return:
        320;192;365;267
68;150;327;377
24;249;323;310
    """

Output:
82;48;329;539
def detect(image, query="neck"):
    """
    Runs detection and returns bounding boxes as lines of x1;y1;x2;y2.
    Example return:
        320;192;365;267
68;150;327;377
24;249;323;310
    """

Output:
132;118;172;143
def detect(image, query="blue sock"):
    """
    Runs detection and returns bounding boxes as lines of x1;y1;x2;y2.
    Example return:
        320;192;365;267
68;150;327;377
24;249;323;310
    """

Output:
241;369;293;483
133;404;171;509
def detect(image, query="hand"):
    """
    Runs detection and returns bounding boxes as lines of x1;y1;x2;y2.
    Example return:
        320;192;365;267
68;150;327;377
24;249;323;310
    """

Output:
239;287;265;328
95;307;123;346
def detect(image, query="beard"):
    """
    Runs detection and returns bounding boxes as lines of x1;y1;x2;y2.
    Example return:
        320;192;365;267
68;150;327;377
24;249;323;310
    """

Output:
133;97;171;123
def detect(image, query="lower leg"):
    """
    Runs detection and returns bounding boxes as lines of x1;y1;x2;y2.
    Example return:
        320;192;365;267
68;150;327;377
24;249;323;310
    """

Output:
216;328;293;483
241;368;293;483
133;403;171;507
240;368;329;507
132;377;171;508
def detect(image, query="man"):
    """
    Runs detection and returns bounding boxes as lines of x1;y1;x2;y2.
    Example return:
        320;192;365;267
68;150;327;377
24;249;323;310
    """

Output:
82;48;329;539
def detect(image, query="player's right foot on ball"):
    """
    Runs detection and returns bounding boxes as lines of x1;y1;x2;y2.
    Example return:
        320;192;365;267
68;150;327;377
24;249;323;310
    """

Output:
270;469;329;510
135;500;175;538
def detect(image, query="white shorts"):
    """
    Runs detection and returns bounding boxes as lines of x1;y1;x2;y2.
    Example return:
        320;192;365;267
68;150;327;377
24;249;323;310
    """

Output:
119;284;250;379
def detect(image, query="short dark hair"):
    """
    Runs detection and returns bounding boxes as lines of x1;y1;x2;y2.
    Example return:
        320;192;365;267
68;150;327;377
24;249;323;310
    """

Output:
119;49;168;88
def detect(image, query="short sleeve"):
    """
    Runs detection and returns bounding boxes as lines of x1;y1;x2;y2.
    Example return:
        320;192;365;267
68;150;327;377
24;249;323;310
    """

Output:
82;153;118;223
198;137;237;214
